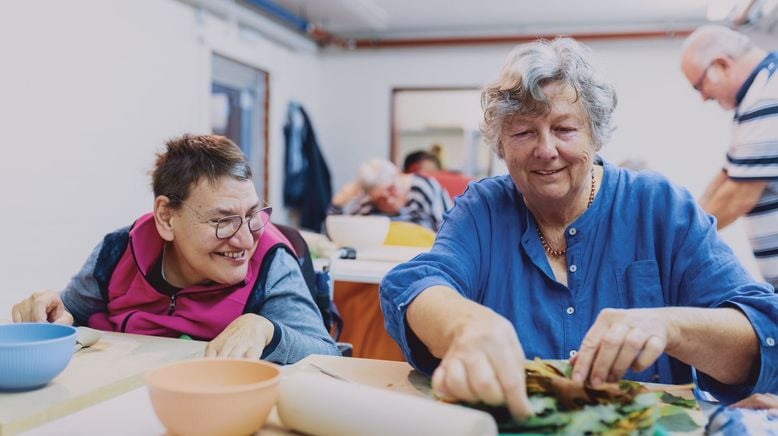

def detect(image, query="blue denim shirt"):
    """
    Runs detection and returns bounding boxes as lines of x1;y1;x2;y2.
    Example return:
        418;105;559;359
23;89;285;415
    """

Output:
380;161;778;402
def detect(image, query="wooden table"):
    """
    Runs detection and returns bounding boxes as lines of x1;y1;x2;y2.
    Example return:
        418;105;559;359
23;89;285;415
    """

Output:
19;355;424;436
0;332;205;436
15;353;708;436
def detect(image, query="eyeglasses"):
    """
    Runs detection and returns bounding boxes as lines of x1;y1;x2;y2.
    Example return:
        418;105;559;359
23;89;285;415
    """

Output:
167;195;272;240
693;60;716;92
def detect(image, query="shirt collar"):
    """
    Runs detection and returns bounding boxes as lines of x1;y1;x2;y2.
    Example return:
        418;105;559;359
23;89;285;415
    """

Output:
735;52;778;107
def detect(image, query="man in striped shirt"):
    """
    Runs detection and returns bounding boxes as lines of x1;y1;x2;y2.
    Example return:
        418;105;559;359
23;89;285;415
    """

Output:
329;159;453;232
681;25;778;289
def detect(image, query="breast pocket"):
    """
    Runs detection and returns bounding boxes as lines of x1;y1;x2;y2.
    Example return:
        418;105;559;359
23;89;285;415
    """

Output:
615;260;665;309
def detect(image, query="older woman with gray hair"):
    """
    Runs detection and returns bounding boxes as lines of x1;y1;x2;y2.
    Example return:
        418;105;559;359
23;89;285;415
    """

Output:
329;159;452;231
380;38;778;419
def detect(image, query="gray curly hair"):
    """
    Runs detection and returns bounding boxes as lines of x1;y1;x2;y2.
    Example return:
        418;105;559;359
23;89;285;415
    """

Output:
480;38;617;158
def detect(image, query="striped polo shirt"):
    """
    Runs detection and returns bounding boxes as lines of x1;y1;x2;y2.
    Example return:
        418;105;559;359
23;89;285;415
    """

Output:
726;52;778;288
336;174;453;231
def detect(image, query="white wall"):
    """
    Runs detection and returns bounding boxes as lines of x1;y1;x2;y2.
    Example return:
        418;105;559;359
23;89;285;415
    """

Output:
1;1;774;313
316;35;777;280
0;0;323;312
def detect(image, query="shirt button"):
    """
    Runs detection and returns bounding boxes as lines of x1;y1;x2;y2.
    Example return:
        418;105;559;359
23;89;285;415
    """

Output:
569;349;577;358
767;337;776;347
566;306;575;315
569;264;577;273
568;228;577;236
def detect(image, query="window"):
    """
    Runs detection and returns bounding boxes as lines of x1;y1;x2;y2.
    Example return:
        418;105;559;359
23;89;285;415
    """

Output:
391;88;499;179
211;54;269;199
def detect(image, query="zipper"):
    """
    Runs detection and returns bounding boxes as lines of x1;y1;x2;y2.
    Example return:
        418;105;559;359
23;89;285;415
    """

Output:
120;310;138;333
168;293;177;315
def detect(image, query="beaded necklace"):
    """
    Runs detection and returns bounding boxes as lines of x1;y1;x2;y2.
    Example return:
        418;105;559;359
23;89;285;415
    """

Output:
536;170;596;257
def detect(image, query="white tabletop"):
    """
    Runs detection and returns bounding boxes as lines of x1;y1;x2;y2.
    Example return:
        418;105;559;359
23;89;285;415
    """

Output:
19;355;421;436
0;332;205;436
14;354;708;436
315;245;427;284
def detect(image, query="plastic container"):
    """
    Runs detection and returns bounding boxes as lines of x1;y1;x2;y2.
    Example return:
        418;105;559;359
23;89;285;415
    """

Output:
0;323;77;391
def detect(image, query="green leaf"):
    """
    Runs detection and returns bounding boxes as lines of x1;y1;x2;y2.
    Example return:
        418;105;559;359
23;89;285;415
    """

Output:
529;396;557;415
656;411;701;432
660;392;698;409
510;411;571;430
620;392;659;413
659;404;687;417
563;404;620;434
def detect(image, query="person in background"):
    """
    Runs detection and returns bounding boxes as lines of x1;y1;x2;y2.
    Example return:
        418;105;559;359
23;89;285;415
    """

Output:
12;134;339;363
681;25;778;289
403;150;473;199
329;158;452;231
381;37;778;419
403;150;443;174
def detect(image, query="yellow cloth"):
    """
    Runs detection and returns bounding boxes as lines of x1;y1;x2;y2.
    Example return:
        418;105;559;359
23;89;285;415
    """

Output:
382;221;435;247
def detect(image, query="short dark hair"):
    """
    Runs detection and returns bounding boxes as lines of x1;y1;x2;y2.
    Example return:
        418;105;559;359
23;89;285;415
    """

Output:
403;150;441;173
152;134;252;206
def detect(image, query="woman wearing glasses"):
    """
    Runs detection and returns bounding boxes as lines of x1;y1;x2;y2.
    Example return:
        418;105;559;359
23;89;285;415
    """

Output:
11;134;339;363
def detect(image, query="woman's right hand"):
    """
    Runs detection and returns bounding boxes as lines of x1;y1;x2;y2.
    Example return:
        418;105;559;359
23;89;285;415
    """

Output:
430;308;533;420
11;291;73;324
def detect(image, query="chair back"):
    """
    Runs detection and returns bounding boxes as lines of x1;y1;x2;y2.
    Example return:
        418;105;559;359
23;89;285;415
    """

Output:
274;223;343;341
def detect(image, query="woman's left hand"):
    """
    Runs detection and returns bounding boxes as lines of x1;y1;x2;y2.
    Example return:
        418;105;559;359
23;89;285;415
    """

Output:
571;308;678;386
731;393;778;416
205;313;274;359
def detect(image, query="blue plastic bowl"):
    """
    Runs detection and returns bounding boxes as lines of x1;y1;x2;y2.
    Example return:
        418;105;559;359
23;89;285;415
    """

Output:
0;323;77;391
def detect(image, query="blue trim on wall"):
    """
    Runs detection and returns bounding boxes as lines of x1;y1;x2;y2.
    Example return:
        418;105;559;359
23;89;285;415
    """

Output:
242;0;309;32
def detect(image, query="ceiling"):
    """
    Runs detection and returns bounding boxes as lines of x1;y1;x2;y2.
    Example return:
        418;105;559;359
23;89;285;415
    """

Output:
262;0;711;45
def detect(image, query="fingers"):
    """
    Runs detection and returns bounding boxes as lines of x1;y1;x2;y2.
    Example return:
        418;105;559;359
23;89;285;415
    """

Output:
204;318;267;359
204;339;220;358
11;292;62;323
572;320;607;384
574;309;667;386
11;306;22;323
434;359;478;403
51;310;74;326
493;346;532;419
466;354;504;406
608;328;649;382
432;343;531;419
730;393;778;410
431;365;452;400
589;323;629;386
33;293;54;322
631;335;665;372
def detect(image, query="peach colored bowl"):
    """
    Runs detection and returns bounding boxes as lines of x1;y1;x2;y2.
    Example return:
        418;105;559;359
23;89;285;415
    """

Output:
145;359;281;436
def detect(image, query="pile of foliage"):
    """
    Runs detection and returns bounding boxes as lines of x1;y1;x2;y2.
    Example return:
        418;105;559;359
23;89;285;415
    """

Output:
471;359;660;435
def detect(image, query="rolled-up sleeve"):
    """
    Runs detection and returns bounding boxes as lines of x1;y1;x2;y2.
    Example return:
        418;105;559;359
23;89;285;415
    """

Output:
662;180;778;400
257;249;340;364
380;188;486;373
726;297;778;394
60;241;108;326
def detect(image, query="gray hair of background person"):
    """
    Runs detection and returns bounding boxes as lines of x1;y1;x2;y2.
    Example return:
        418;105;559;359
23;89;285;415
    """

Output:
681;25;754;66
357;159;399;192
480;38;618;158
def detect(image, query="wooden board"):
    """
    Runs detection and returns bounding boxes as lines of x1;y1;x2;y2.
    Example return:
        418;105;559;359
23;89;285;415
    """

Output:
0;332;205;436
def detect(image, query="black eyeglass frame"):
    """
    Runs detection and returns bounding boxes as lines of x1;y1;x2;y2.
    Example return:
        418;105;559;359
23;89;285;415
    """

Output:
166;194;272;240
